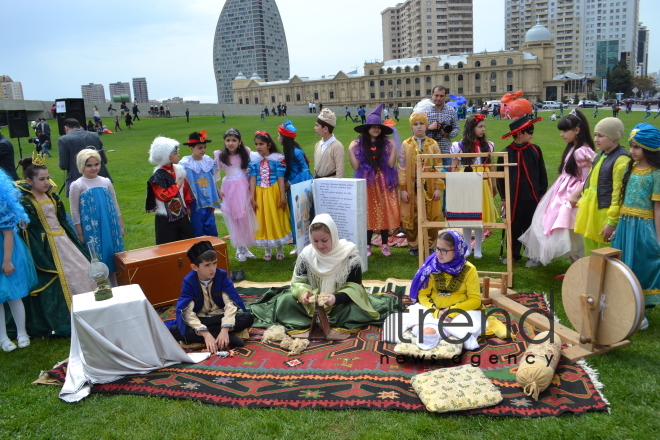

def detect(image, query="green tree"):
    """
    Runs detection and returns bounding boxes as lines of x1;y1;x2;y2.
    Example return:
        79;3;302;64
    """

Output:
608;59;633;96
632;76;657;97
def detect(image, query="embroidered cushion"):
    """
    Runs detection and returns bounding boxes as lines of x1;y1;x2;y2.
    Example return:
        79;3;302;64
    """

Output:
411;364;503;413
393;331;462;359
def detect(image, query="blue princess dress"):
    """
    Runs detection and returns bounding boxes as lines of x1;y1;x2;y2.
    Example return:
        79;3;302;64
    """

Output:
612;165;660;308
0;173;37;303
69;176;124;272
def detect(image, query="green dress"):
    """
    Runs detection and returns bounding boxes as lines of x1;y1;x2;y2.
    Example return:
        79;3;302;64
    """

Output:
16;181;96;337
248;257;398;333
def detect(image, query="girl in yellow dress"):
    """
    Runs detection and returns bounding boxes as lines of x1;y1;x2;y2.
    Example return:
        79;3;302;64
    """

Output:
249;131;292;261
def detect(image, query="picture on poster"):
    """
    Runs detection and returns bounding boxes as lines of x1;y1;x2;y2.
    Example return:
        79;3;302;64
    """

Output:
291;178;368;272
290;180;314;254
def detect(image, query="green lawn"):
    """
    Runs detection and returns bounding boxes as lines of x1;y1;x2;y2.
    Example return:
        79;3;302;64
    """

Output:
1;110;659;440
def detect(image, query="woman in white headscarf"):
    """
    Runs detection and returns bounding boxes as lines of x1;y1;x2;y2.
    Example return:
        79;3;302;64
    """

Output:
248;214;397;332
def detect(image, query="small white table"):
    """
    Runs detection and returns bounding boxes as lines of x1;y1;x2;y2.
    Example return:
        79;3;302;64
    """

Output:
60;285;209;402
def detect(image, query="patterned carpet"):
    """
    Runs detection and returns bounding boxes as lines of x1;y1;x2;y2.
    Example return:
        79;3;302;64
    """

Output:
47;282;608;416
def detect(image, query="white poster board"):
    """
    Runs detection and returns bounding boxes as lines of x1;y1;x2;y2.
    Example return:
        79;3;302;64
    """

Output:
312;178;368;272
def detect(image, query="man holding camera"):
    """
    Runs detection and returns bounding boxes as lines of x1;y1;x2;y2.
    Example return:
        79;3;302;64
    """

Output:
426;85;459;167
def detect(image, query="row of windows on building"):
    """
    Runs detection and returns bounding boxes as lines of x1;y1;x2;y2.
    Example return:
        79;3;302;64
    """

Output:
237;82;515;105
370;58;515;75
369;71;514;87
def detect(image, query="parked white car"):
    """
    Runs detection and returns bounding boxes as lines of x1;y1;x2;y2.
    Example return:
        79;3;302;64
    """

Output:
578;100;599;108
542;101;562;109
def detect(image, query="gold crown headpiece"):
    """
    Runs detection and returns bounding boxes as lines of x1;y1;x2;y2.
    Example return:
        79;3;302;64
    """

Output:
32;151;47;166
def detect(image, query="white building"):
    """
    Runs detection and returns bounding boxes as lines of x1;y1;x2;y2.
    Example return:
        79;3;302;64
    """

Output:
0;75;24;100
109;81;131;102
382;0;473;62
81;83;106;103
505;0;640;77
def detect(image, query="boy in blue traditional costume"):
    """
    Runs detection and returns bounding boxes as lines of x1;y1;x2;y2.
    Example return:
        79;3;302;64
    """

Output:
180;131;222;237
167;240;253;352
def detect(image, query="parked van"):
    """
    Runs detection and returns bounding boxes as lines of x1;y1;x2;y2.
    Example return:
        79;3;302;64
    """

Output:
483;100;502;109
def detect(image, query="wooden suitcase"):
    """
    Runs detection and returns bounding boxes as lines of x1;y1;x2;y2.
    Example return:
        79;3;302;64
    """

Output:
114;236;230;307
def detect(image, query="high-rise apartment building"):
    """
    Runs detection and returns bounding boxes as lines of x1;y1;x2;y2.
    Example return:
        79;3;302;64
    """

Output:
132;78;149;103
382;0;473;61
109;81;131;102
212;0;290;104
636;23;649;77
505;0;639;78
0;75;24;100
81;83;106;102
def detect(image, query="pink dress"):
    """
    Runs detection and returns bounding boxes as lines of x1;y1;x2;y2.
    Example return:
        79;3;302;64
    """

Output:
214;148;258;248
520;145;596;265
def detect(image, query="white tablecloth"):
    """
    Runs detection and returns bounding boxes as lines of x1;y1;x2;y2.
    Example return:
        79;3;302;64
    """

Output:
60;285;209;402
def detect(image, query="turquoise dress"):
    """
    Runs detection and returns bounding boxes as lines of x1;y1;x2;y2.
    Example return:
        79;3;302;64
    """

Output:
612;165;660;308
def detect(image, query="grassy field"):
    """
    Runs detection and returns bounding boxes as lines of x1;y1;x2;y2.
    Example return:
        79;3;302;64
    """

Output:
1;109;659;440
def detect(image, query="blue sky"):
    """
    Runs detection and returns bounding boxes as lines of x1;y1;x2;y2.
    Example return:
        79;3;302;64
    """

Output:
1;0;657;103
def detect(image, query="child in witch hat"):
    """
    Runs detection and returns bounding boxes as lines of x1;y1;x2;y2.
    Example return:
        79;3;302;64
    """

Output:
348;103;400;257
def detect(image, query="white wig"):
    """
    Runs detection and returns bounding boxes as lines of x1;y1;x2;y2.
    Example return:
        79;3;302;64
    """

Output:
149;136;179;166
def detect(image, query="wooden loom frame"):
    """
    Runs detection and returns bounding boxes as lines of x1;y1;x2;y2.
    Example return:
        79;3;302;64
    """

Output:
415;152;515;288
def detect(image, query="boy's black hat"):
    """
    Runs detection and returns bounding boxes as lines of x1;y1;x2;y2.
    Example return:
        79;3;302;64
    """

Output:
501;115;542;140
187;240;214;264
183;130;212;145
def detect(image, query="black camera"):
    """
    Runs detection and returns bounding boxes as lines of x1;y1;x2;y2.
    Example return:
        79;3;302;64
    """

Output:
441;123;453;134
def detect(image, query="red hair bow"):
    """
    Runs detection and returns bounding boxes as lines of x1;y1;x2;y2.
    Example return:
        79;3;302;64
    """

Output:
473;114;485;123
255;131;268;136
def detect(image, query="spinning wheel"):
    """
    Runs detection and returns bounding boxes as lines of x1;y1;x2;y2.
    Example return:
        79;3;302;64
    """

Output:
562;252;645;346
483;248;643;363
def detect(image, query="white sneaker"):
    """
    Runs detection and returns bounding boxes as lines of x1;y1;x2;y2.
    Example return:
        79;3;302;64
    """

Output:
236;252;247;262
525;259;540;268
640;316;649;331
243;249;256;259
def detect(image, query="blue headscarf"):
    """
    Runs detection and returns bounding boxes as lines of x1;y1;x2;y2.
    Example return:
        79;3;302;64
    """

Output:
409;230;469;303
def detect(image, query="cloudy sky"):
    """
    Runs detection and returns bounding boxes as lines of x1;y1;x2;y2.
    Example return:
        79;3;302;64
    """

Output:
2;0;658;103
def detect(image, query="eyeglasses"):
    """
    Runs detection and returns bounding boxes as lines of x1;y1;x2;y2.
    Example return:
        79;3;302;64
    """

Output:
433;247;455;256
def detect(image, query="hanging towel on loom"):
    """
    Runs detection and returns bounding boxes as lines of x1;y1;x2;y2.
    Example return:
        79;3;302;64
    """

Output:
445;172;483;228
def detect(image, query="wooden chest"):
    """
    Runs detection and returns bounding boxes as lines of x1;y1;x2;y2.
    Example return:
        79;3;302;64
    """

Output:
114;236;230;307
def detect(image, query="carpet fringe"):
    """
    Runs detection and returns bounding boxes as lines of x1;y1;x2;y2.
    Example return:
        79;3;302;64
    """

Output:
577;359;611;412
543;291;611;413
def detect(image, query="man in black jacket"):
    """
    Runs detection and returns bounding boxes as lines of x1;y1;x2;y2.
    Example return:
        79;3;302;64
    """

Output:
58;118;112;196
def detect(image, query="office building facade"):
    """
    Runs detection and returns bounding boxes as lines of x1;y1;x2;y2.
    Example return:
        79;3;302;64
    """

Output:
81;83;106;103
0;75;24;100
109;81;132;102
505;0;640;77
212;0;290;104
382;0;473;62
133;78;149;103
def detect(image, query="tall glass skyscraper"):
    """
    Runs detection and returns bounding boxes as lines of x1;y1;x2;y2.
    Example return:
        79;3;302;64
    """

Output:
213;0;290;104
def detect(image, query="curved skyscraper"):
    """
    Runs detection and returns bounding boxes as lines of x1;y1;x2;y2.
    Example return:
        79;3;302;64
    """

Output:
213;0;290;104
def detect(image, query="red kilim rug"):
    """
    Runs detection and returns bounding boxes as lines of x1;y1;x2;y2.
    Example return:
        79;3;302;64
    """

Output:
47;283;608;416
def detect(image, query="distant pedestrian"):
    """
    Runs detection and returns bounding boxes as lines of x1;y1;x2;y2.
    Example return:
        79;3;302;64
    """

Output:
185;108;190;123
132;104;140;121
165;106;171;117
114;116;123;132
222;111;226;123
345;106;352;121
393;106;399;122
260;111;265;122
559;102;564;116
645;104;652;119
593;107;599;119
125;113;132;129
